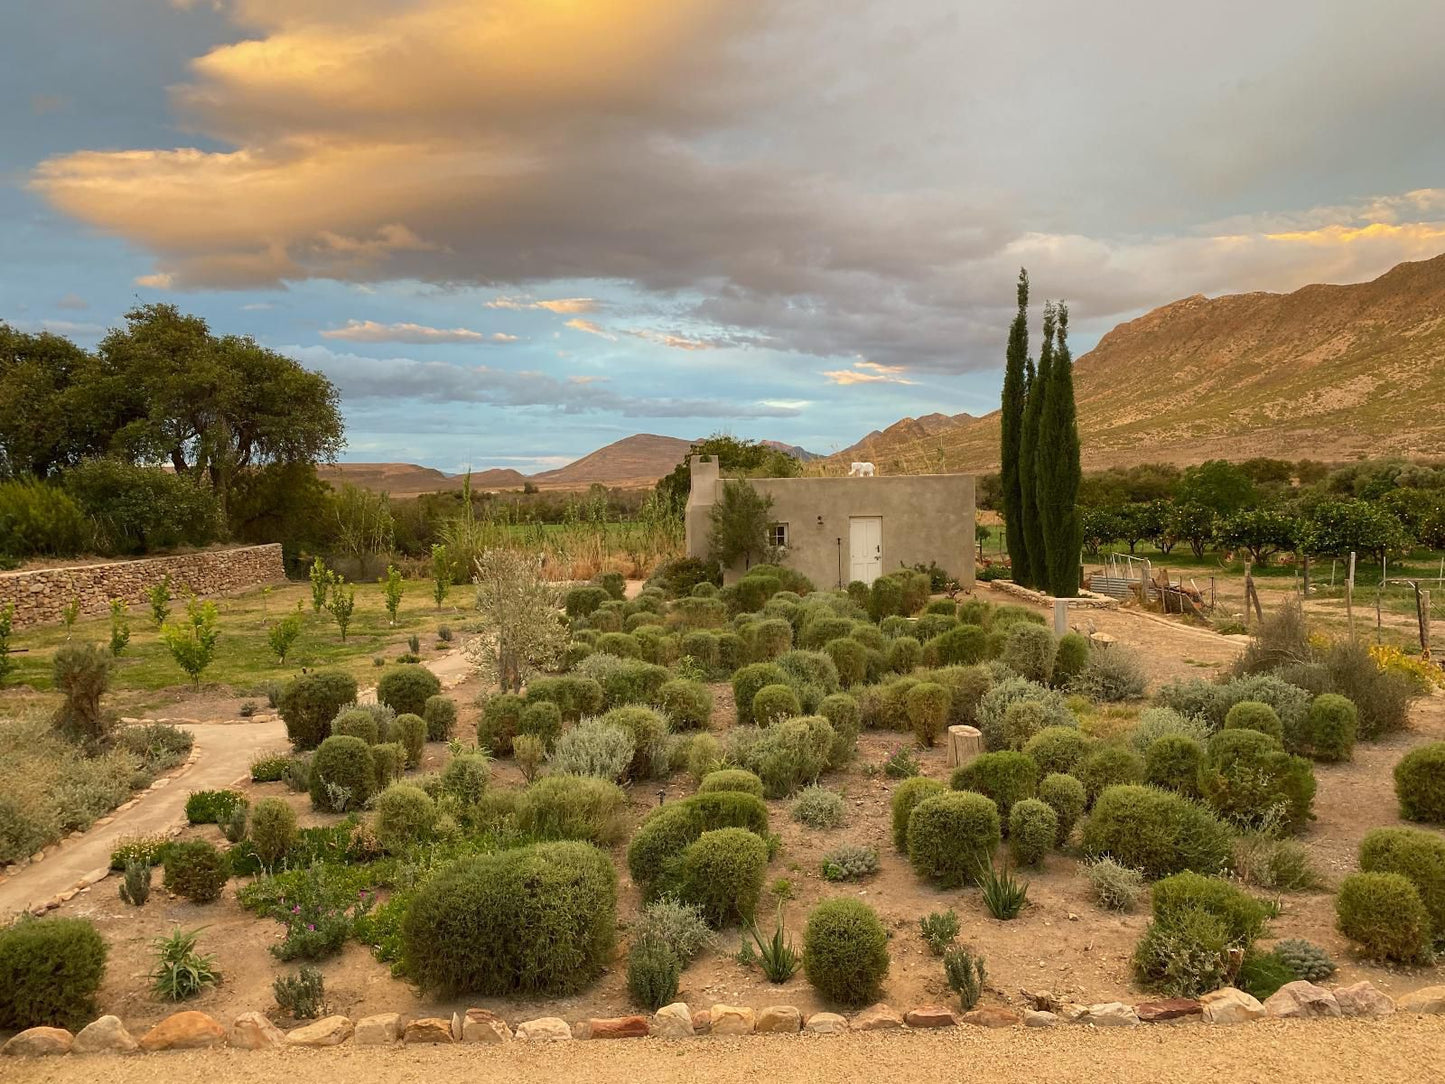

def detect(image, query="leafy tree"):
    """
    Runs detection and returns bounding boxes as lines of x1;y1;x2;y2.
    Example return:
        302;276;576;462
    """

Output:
1174;460;1257;516
380;564;404;626
999;268;1031;583
1016;304;1055;588
160;596;221;685
327;578;357;640
267;607;304;664
109;599;131;656
331;483;393;578
1143;499;1178;554
655;435;801;516
1118;501;1164;554
0;325;118;478
62;458;223;554
1036;303;1083;596
1301;500;1409;561
148;575;172;626
431;544;452;608
1216;508;1300;565
309;558;333;613
707;480;776;571
1081;507;1123;556
1169;503;1217;559
466;548;569;692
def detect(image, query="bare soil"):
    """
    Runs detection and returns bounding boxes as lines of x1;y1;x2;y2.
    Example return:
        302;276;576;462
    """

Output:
18;586;1445;1038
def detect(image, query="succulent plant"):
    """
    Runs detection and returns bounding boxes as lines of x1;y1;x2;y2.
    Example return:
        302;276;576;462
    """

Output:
1272;938;1337;982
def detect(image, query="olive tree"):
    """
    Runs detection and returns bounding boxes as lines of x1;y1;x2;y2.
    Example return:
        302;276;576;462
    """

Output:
465;548;569;692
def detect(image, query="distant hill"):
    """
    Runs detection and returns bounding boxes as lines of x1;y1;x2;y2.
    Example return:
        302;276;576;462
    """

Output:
761;439;822;462
837;412;975;464
528;433;696;487
825;252;1445;474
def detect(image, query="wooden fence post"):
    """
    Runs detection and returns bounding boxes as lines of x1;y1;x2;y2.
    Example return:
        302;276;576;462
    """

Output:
1346;551;1356;636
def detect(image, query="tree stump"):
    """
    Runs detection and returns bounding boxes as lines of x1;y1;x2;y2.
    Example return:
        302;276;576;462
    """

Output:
945;725;984;769
1088;632;1116;652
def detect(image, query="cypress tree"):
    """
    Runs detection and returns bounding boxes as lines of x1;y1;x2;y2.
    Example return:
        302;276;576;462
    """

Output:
1037;302;1083;597
1017;302;1054;589
999;269;1030;584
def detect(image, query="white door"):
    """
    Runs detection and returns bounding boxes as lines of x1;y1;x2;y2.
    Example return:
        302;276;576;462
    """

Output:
849;517;883;585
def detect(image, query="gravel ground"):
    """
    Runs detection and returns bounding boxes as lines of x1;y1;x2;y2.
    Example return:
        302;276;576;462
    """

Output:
6;1017;1444;1084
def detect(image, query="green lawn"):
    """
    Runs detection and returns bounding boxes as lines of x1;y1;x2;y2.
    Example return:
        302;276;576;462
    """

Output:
2;578;470;698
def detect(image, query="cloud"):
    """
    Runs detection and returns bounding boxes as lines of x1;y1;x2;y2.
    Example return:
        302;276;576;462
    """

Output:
55;293;88;311
321;319;517;344
564;318;617;342
487;296;598;314
822;359;915;386
291;345;801;419
28;1;1445;372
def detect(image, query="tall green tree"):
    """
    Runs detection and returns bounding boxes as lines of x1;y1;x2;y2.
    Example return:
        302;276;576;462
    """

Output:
1036;303;1082;596
1017;303;1054;588
655;434;801;515
999;269;1030;583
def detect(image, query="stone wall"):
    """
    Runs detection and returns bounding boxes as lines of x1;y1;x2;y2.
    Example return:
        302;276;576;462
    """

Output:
0;545;286;629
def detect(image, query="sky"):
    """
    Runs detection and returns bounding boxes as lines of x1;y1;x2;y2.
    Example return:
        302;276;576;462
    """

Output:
3;0;1445;474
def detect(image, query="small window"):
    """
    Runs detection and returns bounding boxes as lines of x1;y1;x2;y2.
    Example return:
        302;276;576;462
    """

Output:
769;522;789;548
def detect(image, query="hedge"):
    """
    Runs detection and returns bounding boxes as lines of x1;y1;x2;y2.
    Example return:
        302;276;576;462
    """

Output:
803;898;890;1007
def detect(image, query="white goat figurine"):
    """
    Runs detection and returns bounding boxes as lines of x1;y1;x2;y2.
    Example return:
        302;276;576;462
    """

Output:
848;461;876;477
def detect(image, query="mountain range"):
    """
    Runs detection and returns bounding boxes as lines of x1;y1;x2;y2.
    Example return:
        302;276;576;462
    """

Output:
323;252;1445;493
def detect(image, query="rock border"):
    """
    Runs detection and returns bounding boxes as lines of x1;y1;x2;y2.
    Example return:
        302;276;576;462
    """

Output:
4;982;1436;1057
986;580;1119;609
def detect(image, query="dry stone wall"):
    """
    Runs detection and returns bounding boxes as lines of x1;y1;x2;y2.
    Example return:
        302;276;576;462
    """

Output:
0;545;285;629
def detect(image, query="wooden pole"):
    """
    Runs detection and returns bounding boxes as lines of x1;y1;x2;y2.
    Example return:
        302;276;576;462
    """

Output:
1346;551;1356;636
1302;554;1310;598
1421;589;1431;662
1376;556;1386;641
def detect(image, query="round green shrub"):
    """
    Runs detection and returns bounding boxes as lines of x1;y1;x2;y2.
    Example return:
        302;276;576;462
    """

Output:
818;692;861;768
1024;726;1089;775
1151;872;1270;944
803;898;889;1008
1145;734;1206;797
750;617;793;661
1335;871;1432;962
163;839;229;903
678;827;768;926
566;585;611;618
1358;826;1445;933
887;636;922;674
924;624;987;666
308;734;376;811
698;769;765;798
402;841;617;995
1200;728;1316;832
1394;742;1445;824
1076;745;1146;805
890;776;946;852
1132;906;1232;998
423;695;457;742
590;608;623;633
525;676;605;722
477;692;525;756
331;707;379;744
518;774;628;845
792;785;848;829
905;681;951;747
1001;622;1056;684
1009;798;1058;867
1082;785;1232;879
824;637;869;688
600;705;670;780
376;665;442;718
1222;701;1284;742
907;791;1001;887
915;613;957;642
0;917;108;1030
752;683;802;726
596;632;643;659
393;712;426;768
627;792;770;893
1052;632;1091;686
250;797;298;868
950;750;1037;822
802;615;855;651
657;678;712;731
627;936;682;1012
440;752;491;805
518;700;564;750
1000;699;1050;750
375;783;437;852
733;662;788;726
1037;773;1087;846
371;741;404;789
278;670;358;750
746;714;835;798
1305;693;1357;762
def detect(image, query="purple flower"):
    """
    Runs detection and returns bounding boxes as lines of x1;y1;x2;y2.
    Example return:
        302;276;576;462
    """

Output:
307;924;315;931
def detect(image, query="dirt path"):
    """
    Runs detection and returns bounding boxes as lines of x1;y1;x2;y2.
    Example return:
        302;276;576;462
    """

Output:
1;647;472;921
7;1017;1444;1084
0;719;288;921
